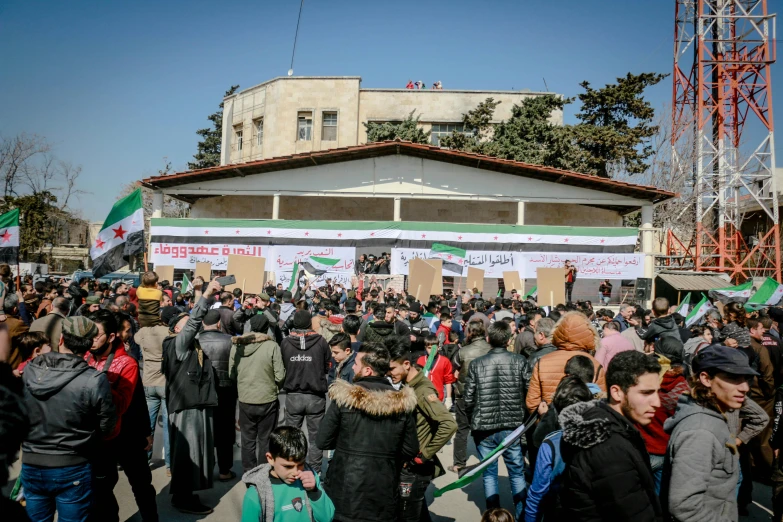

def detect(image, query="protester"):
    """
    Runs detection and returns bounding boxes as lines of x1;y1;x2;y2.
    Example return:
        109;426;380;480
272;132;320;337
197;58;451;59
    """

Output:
560;350;662;521
162;278;221;515
598;279;612;305
663;345;760;521
316;344;419;522
388;344;456;521
747;316;776;477
136;271;163;328
241;426;335;522
564;260;577;303
514;308;542;357
406;302;432;352
522;318;557;387
594;321;635;367
615;303;634;333
526;312;605;413
29;296;68;353
416;334;455;404
621;311;646;352
463;321;528;519
21;316;117;522
280;309;331;473
327;332;356;384
198;308;238;481
12;331;51;376
230;319;286;473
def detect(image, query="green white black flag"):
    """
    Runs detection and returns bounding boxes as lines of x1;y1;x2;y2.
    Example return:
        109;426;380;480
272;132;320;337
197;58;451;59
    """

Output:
745;278;783;310
685;294;715;327
429;243;467;275
0;209;20;264
708;280;753;304
90;189;145;278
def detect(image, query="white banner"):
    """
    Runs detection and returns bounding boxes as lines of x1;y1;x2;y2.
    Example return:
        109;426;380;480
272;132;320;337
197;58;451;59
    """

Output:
275;271;353;290
391;248;464;276
269;245;356;273
150;243;266;269
522;253;644;279
464;251;524;278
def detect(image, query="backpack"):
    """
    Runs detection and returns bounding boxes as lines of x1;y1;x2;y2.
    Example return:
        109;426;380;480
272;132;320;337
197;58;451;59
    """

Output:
538;432;566;520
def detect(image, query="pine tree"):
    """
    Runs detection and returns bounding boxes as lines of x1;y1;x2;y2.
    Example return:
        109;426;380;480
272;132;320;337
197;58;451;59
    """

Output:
189;85;240;170
364;111;430;144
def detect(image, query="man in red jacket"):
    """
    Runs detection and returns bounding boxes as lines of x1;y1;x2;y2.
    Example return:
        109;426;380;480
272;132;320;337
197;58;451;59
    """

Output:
85;309;142;522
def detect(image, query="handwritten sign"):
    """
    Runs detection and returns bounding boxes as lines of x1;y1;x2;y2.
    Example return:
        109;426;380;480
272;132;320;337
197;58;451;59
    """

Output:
269;246;356;273
391;249;432;275
522;253;643;279
150;243;265;269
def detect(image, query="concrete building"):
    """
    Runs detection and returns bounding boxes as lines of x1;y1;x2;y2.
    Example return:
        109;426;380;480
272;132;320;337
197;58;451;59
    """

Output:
220;76;562;165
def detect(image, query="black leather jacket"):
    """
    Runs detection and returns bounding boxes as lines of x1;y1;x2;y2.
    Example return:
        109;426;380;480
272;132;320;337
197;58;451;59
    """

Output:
197;330;234;388
464;347;528;431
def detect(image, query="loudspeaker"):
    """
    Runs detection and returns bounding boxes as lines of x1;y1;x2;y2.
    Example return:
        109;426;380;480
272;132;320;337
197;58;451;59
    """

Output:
634;278;653;301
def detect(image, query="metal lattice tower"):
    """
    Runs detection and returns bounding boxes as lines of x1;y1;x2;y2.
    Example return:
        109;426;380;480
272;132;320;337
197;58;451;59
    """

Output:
672;0;779;282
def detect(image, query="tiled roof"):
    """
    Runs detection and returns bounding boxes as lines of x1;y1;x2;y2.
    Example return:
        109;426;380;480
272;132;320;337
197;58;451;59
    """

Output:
141;140;676;203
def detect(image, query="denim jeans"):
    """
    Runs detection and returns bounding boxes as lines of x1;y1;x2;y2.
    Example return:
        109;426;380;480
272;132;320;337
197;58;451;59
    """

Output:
474;429;526;520
649;454;665;496
144;385;170;468
22;462;92;522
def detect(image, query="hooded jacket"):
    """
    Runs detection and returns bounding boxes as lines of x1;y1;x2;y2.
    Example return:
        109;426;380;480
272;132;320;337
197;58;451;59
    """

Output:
22;352;117;467
559;400;662;522
280;330;330;396
527;313;606;413
230;333;286;405
316;376;418;522
642;315;681;344
662;395;739;522
638;367;690;455
241;463;335;522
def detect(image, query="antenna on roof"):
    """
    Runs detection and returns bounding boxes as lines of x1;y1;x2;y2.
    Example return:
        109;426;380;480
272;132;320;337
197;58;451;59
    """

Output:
288;0;305;76
542;78;549;92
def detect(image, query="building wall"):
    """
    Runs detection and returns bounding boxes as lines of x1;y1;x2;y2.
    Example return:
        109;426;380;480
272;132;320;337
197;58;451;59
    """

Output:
524;203;623;227
220;76;561;166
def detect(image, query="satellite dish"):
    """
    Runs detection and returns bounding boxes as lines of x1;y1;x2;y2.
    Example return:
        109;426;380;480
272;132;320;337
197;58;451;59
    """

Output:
288;69;294;77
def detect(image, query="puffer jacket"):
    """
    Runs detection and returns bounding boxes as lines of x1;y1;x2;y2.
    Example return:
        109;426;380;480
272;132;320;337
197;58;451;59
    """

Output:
662;395;739;522
526;313;606;413
559;400;662;522
454;337;492;397
316;376;418;522
464;346;528;431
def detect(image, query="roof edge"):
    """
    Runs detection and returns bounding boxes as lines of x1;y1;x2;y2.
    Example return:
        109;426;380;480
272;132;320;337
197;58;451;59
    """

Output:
227;76;364;98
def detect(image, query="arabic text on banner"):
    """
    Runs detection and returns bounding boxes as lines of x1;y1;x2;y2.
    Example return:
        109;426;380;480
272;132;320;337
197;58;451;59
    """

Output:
521;253;644;279
269;245;356;273
150;243;266;269
275;271;353;289
391;249;463;276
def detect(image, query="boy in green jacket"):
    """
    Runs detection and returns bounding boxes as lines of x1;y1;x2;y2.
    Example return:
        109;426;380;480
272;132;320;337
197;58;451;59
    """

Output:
242;426;335;522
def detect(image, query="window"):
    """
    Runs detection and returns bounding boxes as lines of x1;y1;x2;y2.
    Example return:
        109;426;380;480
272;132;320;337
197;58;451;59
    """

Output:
322;112;338;141
297;112;313;141
430;123;472;146
235;126;243;151
254;118;264;147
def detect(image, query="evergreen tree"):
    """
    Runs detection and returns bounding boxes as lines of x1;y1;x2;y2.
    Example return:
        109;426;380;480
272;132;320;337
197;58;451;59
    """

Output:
189;85;240;170
364;111;430;144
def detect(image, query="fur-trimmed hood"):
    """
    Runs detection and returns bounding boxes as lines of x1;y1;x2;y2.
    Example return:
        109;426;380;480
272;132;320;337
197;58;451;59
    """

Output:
232;332;271;345
559;399;627;449
328;377;417;417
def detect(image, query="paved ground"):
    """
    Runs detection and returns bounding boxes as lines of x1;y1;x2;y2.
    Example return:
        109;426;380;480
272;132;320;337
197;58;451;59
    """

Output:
7;395;778;521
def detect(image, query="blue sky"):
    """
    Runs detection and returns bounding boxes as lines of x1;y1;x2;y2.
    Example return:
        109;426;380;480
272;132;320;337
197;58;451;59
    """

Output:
1;0;780;221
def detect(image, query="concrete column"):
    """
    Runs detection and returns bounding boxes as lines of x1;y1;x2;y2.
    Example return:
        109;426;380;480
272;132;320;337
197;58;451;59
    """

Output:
272;194;280;220
394;197;402;222
151;191;164;218
516;201;526;225
641;204;655;282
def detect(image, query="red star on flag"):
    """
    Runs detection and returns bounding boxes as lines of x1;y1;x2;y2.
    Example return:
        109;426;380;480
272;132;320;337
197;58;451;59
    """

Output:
447;255;453;260
112;225;127;239
267;230;272;235
600;239;605;244
304;231;309;236
0;230;11;244
421;234;426;239
493;236;498;240
204;230;209;235
528;237;533;241
457;235;463;240
370;232;375;237
337;233;342;238
564;238;569;243
94;237;105;249
235;230;240;234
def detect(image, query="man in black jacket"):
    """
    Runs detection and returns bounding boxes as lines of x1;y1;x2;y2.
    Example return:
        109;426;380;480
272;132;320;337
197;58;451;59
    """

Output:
559;350;662;521
280;309;331;473
198;308;238;481
464;321;529;519
316;344;418;522
21;316;117;521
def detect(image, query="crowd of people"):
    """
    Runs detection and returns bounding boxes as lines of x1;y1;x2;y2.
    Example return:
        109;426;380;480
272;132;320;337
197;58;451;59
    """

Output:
405;80;443;90
1;264;783;522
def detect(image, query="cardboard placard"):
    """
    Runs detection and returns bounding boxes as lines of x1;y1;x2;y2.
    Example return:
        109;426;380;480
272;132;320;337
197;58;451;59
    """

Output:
467;267;485;293
536;267;566;307
195;262;212;281
424;259;444;296
155;265;174;286
408;258;437;303
503;271;523;296
226;255;266;295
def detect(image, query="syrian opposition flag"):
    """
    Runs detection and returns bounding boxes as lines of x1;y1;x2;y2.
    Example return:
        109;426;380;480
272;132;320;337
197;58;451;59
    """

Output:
301;256;340;276
429;243;467;275
286;262;300;293
434;415;538;498
745;278;783;311
524;286;538;299
0;209;20;264
708;280;753;304
181;272;192;292
91;189;145;278
685;294;715;327
675;293;691;316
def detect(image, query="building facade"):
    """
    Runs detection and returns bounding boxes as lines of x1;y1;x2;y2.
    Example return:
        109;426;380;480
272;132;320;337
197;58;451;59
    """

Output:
220;76;561;165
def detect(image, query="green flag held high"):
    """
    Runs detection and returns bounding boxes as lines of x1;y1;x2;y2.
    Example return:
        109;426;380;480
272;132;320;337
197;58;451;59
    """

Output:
429;243;467;275
524;286;538;299
675;293;691;316
287;262;300;293
708;280;753;304
745;278;783;310
182;272;192;292
90;189;145;278
685;294;715;327
0;209;20;264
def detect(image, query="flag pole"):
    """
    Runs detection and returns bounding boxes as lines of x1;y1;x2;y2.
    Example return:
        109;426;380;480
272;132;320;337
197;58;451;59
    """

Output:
15;248;20;293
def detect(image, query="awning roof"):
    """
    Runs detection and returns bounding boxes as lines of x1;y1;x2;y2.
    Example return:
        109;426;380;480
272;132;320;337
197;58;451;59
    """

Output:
141;140;676;204
656;272;732;291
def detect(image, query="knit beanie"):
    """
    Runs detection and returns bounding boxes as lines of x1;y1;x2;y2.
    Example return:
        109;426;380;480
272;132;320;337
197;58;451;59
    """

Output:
293;310;312;330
